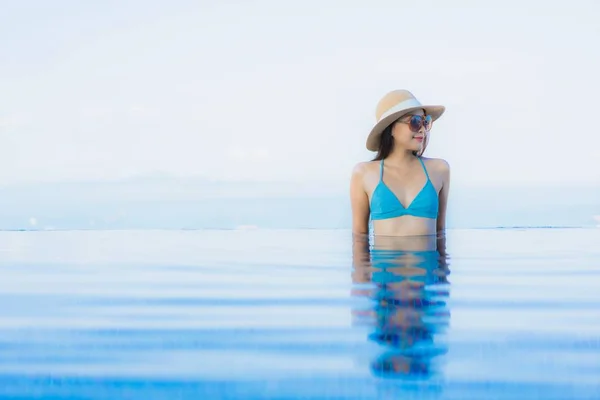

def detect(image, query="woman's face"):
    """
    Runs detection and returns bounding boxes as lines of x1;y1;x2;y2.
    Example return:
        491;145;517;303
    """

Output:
391;109;427;154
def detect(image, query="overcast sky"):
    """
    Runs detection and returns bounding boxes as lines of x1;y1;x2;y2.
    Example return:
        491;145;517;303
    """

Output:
1;0;599;187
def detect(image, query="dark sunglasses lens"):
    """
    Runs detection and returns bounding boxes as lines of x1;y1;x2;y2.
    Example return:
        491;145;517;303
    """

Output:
409;115;423;132
424;115;432;131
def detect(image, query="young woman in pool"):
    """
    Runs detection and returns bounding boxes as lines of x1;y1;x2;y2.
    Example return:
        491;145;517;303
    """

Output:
350;89;450;238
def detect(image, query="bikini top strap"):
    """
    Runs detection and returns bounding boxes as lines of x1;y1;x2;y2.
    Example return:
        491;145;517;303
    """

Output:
379;159;384;180
418;157;430;180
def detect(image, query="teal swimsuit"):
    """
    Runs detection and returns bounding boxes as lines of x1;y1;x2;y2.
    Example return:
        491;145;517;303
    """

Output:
370;157;439;221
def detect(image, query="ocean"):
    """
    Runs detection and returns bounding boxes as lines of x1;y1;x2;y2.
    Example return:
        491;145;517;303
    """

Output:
1;227;600;399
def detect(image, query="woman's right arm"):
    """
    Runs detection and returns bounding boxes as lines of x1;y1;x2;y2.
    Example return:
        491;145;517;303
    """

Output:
350;163;371;283
349;163;370;235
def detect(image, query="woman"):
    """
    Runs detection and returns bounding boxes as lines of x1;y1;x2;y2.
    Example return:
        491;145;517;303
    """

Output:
350;89;450;238
350;90;452;378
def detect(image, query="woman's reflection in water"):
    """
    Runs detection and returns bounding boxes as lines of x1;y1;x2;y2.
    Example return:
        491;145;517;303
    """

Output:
352;233;451;379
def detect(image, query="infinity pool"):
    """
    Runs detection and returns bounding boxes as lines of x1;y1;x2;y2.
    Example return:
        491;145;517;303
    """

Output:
1;228;599;399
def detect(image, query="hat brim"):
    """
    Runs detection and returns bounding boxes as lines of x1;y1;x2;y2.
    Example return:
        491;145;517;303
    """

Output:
366;105;445;152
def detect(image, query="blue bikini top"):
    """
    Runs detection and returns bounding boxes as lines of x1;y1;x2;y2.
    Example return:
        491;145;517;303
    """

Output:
370;157;439;220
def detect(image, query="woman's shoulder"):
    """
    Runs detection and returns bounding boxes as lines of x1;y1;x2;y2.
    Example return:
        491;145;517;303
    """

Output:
351;160;380;176
421;157;450;173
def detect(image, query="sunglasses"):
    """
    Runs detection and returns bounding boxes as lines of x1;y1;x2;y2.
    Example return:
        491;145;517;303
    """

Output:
396;115;433;133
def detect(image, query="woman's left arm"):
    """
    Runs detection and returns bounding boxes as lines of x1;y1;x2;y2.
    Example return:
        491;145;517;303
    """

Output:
436;160;451;234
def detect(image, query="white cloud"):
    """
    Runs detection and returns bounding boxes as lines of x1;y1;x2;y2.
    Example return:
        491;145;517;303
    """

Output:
0;114;28;128
226;146;269;162
0;1;599;187
128;105;149;117
78;107;113;119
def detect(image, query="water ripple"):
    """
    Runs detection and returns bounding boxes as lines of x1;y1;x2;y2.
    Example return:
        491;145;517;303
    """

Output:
0;229;599;399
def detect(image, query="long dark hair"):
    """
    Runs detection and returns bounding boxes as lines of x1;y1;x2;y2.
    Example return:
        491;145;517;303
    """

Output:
372;123;395;161
371;117;428;161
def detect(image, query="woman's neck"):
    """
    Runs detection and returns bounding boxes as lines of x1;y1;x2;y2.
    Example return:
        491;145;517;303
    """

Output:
384;149;418;167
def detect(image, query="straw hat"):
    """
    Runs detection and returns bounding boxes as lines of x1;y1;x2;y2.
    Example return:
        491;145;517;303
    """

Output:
366;90;445;151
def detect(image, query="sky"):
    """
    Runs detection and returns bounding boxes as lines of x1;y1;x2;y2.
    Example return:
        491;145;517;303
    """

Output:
1;0;599;187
